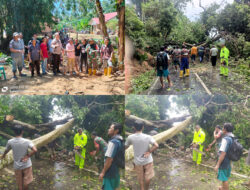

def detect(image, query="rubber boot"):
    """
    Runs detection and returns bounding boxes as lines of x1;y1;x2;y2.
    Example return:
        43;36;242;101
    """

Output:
179;70;184;78
104;68;108;76
108;67;112;78
93;69;96;75
184;69;190;77
88;68;92;76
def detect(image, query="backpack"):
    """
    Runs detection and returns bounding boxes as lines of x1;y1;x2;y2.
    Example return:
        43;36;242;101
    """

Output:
113;138;125;169
157;52;167;68
227;136;243;161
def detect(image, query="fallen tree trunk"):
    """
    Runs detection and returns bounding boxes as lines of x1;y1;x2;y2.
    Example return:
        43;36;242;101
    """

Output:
125;116;192;161
2;117;72;132
0;119;75;170
125;114;190;132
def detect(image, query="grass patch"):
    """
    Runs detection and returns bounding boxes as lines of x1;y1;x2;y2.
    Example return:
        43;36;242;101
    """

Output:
131;70;155;94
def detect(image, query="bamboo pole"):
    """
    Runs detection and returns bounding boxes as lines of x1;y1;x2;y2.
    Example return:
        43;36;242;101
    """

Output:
0;119;75;170
125;116;192;161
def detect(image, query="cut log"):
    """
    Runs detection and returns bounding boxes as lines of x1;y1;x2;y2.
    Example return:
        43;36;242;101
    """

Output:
0;119;75;170
125;114;190;132
125;116;192;161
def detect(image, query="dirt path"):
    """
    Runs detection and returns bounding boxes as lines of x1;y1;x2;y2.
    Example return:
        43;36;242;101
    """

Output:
125;147;249;190
0;64;124;95
141;62;250;96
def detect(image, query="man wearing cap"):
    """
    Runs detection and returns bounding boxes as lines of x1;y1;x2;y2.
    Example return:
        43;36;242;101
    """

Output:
9;32;27;79
28;38;42;77
220;43;230;77
66;38;76;76
86;39;99;76
74;128;88;170
51;33;64;76
101;38;114;77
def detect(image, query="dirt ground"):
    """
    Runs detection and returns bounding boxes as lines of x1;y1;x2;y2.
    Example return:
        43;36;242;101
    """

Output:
125;146;249;190
0;61;124;95
0;158;126;190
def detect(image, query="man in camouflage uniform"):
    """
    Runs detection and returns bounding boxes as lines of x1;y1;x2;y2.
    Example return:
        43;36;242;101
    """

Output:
86;39;99;76
90;131;107;173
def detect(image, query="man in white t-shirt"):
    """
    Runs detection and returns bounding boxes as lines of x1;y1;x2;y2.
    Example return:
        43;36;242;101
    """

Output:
125;121;159;190
1;125;37;190
210;45;218;67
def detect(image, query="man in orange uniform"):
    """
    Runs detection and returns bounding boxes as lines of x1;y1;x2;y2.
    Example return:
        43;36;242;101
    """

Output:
191;44;198;64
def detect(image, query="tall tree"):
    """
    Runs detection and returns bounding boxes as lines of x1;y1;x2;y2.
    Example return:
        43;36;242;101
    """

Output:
95;0;109;37
117;0;125;69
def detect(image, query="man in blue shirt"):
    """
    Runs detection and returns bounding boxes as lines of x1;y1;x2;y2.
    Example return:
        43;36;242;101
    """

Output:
9;32;27;79
214;123;234;190
28;38;42;77
99;123;124;190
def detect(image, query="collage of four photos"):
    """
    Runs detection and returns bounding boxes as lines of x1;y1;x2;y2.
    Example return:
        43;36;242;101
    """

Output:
0;0;249;190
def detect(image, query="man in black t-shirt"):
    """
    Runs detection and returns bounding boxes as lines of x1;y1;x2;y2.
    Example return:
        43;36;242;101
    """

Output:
156;46;173;89
74;39;81;73
80;39;88;74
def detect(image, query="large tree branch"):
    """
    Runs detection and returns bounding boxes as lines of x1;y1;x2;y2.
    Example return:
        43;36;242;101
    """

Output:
125;114;190;132
2;117;73;132
126;117;192;161
0;119;75;170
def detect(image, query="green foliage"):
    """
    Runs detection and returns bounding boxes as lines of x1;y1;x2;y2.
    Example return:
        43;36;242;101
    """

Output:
131;70;155;94
0;0;56;45
126;95;160;121
106;18;118;32
216;3;250;40
125;6;146;49
167;14;206;44
0;96;125;156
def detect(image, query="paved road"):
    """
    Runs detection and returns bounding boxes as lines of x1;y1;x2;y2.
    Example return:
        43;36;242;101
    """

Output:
142;63;250;96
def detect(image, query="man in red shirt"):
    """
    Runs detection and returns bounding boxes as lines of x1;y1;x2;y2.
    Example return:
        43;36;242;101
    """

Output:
40;37;49;75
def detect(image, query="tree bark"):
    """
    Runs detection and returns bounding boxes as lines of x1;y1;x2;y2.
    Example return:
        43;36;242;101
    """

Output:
95;0;109;38
0;119;75;170
125;114;190;132
125;116;192;161
2;117;72;132
117;0;125;70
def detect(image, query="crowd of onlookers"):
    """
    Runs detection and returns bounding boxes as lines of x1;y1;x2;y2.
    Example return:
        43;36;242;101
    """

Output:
8;31;114;79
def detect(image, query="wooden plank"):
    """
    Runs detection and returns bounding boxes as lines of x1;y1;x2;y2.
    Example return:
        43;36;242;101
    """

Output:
194;72;212;95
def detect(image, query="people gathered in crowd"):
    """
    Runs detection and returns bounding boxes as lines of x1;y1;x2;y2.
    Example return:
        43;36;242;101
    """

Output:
9;31;114;79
